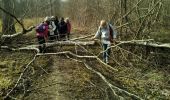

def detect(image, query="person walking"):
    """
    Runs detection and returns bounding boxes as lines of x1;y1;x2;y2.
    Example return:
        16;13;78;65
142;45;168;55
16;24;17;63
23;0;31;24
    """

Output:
91;20;117;64
48;16;57;41
35;18;49;53
58;17;67;40
65;18;71;40
54;16;60;40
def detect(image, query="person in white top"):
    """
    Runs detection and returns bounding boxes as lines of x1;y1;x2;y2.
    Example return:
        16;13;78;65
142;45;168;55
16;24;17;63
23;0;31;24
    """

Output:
92;20;117;64
48;16;57;41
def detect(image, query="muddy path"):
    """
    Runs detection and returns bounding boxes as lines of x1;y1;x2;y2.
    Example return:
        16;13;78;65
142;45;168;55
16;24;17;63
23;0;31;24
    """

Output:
21;43;170;100
25;55;108;100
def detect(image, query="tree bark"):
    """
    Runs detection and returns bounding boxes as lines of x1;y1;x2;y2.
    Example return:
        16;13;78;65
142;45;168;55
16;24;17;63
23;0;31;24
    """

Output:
2;0;16;34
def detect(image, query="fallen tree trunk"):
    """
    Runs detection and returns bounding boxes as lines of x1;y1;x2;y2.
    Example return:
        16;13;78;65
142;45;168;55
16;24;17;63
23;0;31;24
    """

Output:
0;45;39;52
47;40;95;46
0;40;96;53
70;34;94;41
2;39;170;53
117;39;170;49
18;40;95;52
1;26;35;39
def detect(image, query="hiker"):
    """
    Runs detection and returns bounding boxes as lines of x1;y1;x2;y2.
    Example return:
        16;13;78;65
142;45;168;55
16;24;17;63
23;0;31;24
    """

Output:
91;20;117;64
58;17;68;40
48;16;57;41
53;16;60;40
35;17;49;53
65;18;71;40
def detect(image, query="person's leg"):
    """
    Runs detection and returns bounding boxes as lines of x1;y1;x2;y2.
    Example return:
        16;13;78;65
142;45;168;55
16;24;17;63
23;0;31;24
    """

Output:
61;33;67;41
103;44;107;63
106;44;111;64
58;32;61;41
41;38;46;53
56;33;59;41
37;37;43;53
48;32;50;41
51;35;55;41
67;33;70;40
63;33;67;41
49;35;53;41
54;30;58;41
60;33;64;41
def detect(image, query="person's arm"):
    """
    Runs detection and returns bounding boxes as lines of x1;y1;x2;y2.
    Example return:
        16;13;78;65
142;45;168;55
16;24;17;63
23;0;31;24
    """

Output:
69;22;71;33
52;22;56;31
91;27;101;40
44;26;49;41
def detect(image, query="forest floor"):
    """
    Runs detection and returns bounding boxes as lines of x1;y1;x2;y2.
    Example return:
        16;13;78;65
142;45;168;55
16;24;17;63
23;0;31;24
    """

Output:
25;56;107;100
0;24;170;99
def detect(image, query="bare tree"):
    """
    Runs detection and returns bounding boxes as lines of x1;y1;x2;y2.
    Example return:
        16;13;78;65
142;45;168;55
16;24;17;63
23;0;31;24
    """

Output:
2;0;16;34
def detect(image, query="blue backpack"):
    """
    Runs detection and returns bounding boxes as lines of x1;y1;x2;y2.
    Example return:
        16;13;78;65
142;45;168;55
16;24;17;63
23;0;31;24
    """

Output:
36;23;46;33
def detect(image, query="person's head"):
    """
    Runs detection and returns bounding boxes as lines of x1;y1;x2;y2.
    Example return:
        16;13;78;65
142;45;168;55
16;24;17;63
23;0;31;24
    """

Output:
44;16;50;24
100;20;107;28
51;16;55;21
44;16;49;22
65;17;70;23
60;17;65;22
55;16;59;21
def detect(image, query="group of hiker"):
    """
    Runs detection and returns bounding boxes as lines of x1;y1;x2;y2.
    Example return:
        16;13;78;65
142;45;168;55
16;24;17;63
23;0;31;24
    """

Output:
36;17;117;64
36;16;71;53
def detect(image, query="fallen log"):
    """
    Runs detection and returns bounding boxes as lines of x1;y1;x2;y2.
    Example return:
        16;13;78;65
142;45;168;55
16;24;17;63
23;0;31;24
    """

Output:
70;34;94;41
2;39;170;53
47;40;95;46
117;39;170;49
37;51;118;72
18;40;95;51
0;45;39;53
1;26;35;39
0;40;96;53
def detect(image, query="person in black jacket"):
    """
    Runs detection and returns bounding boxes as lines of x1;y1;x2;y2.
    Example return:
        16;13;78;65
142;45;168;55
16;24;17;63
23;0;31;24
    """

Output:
53;16;60;40
58;17;67;40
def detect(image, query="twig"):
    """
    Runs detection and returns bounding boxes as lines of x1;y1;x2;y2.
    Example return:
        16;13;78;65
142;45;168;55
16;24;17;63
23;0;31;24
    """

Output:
38;66;49;74
84;63;143;100
44;52;142;99
97;39;154;57
115;0;162;30
115;0;144;24
37;51;118;72
4;54;37;99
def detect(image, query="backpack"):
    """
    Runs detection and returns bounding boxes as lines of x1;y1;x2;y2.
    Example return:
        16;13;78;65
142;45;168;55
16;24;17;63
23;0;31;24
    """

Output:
36;23;46;33
109;25;114;43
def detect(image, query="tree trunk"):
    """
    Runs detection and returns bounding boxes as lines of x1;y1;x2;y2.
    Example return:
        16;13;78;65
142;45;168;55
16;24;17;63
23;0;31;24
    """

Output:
124;0;128;35
50;0;53;16
2;0;16;34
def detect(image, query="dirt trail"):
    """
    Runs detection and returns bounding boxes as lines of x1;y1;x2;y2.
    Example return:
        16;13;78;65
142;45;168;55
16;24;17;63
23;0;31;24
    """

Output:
25;55;105;100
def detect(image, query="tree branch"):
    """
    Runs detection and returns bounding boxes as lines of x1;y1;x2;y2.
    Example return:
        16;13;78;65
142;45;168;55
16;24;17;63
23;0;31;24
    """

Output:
4;54;38;99
1;26;35;39
0;6;35;40
0;6;25;31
